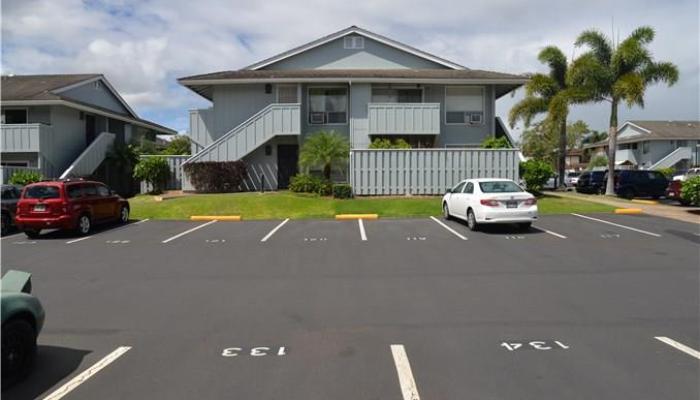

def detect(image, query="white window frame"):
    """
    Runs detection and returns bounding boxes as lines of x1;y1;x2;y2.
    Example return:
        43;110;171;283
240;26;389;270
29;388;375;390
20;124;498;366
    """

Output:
343;36;365;50
307;86;349;126
444;86;486;126
370;85;424;103
276;84;300;103
1;107;29;124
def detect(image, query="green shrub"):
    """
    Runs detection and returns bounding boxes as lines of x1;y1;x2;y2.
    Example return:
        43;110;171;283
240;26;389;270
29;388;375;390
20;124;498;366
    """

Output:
369;138;412;149
289;173;321;193
520;159;554;193
182;161;247;193
316;180;333;196
481;136;511;149
680;176;700;206
8;170;43;186
587;154;608;169
332;183;353;199
133;156;171;194
655;167;676;179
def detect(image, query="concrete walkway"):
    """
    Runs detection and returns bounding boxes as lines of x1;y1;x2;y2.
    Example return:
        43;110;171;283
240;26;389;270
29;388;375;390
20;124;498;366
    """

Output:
550;191;700;225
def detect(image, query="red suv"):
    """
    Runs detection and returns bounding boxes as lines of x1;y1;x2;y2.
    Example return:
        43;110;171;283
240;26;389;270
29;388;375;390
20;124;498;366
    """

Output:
15;179;130;238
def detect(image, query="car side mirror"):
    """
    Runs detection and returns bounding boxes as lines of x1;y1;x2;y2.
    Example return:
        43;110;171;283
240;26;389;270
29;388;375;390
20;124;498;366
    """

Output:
110;189;117;196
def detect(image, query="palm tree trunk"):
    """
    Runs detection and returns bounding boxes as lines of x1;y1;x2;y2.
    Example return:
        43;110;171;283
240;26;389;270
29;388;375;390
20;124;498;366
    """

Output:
558;118;567;188
605;99;619;196
323;164;331;181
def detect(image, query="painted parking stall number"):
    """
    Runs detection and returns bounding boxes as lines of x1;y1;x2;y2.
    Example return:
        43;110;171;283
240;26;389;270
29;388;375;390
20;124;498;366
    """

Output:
504;235;525;240
221;346;287;357
600;233;621;239
501;340;570;351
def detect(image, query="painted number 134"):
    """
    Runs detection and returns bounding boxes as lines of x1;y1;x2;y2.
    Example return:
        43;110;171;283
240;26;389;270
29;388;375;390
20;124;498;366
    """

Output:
501;341;570;351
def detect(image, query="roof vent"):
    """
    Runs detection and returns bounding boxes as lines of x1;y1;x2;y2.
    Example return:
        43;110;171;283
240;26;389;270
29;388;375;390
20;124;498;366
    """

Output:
344;36;364;50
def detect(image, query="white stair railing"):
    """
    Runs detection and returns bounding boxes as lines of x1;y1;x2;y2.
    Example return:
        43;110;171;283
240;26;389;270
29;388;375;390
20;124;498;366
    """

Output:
649;147;692;170
60;132;116;179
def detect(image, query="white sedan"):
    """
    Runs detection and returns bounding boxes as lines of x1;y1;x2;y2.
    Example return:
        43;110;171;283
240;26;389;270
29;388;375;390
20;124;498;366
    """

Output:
442;178;538;231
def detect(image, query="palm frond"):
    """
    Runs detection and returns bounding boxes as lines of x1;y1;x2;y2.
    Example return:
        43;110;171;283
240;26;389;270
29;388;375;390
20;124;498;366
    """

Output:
567;52;613;100
538;46;568;86
508;96;548;128
627;26;655;45
575;29;612;65
612;72;645;107
642;61;679;86
525;73;559;98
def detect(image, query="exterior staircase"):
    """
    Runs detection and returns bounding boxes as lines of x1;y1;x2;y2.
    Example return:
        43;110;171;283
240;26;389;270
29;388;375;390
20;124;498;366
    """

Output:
60;132;116;179
649;147;692;170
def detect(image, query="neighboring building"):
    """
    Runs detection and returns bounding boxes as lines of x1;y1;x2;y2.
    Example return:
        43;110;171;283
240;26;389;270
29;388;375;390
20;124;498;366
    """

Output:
1;74;176;182
584;121;700;171
565;149;584;171
178;26;526;191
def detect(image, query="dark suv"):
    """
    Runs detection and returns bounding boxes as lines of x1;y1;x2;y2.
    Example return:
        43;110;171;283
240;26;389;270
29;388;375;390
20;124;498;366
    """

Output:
576;170;607;194
15;179;129;238
1;185;23;235
613;170;668;199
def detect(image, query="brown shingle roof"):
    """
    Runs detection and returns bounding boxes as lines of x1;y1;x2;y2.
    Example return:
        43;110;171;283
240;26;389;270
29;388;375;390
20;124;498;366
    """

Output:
623;120;700;141
179;68;527;82
1;74;101;101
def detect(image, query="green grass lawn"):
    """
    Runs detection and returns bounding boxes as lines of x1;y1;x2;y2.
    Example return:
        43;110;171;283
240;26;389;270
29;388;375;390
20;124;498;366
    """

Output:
129;191;615;220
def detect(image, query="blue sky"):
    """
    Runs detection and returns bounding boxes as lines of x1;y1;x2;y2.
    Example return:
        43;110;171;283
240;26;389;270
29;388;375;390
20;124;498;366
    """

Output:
2;0;698;139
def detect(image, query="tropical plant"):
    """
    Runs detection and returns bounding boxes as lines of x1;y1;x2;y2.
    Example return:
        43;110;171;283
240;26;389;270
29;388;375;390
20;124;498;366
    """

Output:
368;138;412;149
655;167;676;179
520;159;554;193
332;183;353;199
680;176;700;206
520;121;557;164
160;135;191;155
182;161;247;193
568;26;679;194
510;46;571;188
106;143;139;172
566;120;590;150
133;139;159;155
8;170;43;186
581;130;608;145
587;154;608;169
480;136;511;149
133;156;171;194
298;130;350;180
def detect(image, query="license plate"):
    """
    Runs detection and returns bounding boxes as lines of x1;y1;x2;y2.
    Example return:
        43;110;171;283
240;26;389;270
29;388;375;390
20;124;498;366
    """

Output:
506;201;518;208
33;204;46;212
668;192;675;196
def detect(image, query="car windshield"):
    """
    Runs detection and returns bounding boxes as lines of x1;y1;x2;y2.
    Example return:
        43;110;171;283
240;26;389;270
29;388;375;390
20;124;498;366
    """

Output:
567;172;580;177
479;181;523;193
24;185;60;199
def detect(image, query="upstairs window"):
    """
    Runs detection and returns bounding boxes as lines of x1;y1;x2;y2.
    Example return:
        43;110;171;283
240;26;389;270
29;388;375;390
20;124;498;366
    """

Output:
642;141;650;154
308;87;348;125
344;36;364;49
1;109;28;124
445;86;484;125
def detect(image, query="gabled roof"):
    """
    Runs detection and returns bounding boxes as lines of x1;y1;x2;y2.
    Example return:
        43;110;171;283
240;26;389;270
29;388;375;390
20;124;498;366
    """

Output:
244;26;466;71
1;74;176;134
620;120;700;141
1;74;137;118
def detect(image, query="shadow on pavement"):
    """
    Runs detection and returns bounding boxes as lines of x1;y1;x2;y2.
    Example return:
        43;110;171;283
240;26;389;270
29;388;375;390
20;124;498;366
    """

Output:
2;345;91;400
450;218;544;236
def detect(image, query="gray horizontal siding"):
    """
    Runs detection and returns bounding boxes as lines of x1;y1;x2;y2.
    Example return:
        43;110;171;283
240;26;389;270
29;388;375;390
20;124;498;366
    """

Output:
350;149;520;195
368;103;440;135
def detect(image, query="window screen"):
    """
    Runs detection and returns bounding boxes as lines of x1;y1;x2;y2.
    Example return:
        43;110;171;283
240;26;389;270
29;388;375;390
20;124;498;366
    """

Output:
445;87;484;124
308;88;347;124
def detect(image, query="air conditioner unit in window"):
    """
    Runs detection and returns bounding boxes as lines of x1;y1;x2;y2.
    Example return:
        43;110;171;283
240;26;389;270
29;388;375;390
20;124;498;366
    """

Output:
310;112;325;124
469;113;483;124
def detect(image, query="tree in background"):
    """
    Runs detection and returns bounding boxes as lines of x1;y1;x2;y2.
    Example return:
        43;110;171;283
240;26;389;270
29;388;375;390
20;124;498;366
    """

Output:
510;46;571;188
568;26;678;195
299;130;350;180
161;135;191;155
566;120;590;150
587;154;609;170
581;130;608;145
520;121;557;164
480;136;511;149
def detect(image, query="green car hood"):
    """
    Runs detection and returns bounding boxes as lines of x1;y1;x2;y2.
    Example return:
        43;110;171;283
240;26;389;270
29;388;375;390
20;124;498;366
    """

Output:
1;270;45;333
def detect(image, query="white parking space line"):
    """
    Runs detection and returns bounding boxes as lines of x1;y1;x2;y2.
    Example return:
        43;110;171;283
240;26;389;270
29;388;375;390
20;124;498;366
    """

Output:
358;219;368;241
430;216;467;240
42;346;131;400
260;218;289;242
1;232;23;241
162;220;217;243
655;337;700;360
66;236;92;244
390;344;421;400
532;225;567;239
571;213;662;237
134;218;150;225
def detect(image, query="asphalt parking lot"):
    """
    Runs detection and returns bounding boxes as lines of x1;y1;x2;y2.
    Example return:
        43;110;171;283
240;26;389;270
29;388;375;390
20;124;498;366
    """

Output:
2;213;699;400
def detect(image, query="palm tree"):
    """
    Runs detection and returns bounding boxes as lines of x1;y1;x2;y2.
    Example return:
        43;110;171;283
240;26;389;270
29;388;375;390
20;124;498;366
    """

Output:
509;46;571;188
298;130;350;180
568;26;678;195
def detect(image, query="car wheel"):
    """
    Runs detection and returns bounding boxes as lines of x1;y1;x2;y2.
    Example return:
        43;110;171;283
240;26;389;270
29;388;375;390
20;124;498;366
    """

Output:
24;230;40;239
518;222;532;231
77;214;91;236
442;203;451;220
1;319;37;389
467;209;479;231
622;188;635;200
1;213;10;236
119;206;129;224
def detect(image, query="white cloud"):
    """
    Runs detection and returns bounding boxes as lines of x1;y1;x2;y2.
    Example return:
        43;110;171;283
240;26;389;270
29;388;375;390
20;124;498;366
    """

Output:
2;0;697;134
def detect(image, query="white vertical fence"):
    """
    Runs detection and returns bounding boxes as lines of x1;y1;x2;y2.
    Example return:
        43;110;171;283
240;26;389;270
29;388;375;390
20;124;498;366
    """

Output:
139;155;188;193
349;149;520;195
